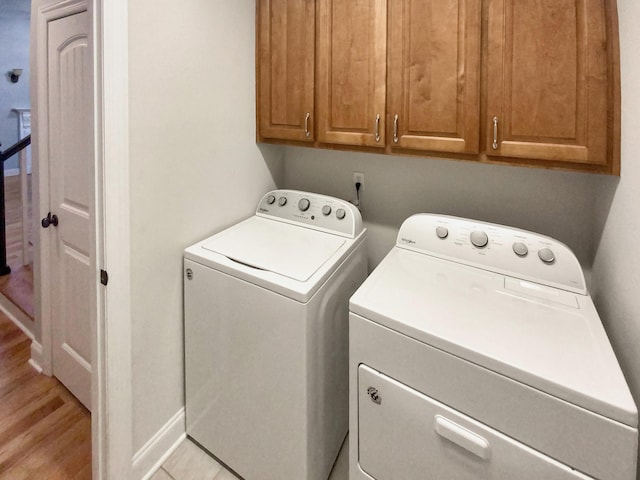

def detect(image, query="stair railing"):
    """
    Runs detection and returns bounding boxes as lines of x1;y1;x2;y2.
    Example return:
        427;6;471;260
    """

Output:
0;134;32;275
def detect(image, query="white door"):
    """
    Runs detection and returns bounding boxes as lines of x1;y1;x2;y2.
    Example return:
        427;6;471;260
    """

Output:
46;10;93;410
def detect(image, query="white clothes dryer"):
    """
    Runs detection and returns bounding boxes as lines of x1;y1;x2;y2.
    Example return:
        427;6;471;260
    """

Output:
184;190;367;480
349;214;638;480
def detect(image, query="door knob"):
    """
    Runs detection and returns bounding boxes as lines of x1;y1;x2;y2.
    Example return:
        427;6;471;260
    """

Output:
41;212;59;228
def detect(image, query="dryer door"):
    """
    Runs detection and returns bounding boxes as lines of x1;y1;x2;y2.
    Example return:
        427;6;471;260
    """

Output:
357;365;593;480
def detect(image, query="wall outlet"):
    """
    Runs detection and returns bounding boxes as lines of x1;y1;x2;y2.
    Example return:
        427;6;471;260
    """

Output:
353;171;365;191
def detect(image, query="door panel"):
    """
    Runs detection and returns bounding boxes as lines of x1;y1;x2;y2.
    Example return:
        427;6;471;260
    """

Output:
388;0;481;153
48;10;92;410
257;0;315;141
486;0;609;165
317;0;387;147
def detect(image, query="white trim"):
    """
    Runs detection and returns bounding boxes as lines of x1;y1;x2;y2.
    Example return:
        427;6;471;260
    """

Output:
94;0;133;478
33;2;112;480
132;409;187;480
0;294;34;339
29;340;44;373
19;150;30;266
0;294;41;373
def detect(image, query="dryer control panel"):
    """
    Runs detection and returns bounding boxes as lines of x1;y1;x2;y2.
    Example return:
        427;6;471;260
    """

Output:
256;190;364;238
396;214;586;294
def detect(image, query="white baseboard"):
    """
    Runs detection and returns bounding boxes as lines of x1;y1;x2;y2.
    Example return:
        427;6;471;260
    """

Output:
132;407;186;480
0;293;42;373
0;292;34;339
29;340;44;373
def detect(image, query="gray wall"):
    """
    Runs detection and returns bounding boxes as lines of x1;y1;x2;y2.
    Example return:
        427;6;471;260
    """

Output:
128;0;283;453
284;148;598;277
0;0;30;170
591;0;640;476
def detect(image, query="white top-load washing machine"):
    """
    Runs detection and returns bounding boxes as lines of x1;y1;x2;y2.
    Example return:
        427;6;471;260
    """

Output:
349;214;638;480
184;190;367;480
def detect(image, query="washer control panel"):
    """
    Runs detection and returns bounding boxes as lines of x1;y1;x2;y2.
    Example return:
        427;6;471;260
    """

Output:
256;190;364;238
396;214;586;294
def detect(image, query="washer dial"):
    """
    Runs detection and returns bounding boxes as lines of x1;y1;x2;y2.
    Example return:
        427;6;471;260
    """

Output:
513;242;528;257
538;248;556;264
298;198;310;211
470;231;489;248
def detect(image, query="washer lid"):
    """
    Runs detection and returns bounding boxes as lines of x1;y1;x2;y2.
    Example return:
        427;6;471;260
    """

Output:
350;248;638;428
201;216;346;282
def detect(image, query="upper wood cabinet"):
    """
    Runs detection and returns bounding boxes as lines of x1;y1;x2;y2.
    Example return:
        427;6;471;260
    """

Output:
317;0;387;147
486;0;617;171
256;0;315;142
388;0;481;154
256;0;620;174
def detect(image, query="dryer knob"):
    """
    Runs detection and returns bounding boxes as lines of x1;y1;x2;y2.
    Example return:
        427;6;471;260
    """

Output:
336;208;346;220
266;194;276;205
470;231;489;248
436;226;449;239
298;198;310;211
513;242;528;257
322;205;332;216
278;196;287;206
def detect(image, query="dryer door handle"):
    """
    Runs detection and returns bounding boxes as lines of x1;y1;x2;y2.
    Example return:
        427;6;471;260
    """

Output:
434;415;491;460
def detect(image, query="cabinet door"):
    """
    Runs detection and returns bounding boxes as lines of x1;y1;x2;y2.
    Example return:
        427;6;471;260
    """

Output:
486;0;611;168
388;0;481;154
257;0;315;142
317;0;387;147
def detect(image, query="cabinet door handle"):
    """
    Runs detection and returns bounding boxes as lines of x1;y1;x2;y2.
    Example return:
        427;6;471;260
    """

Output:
393;114;399;144
304;112;311;137
375;114;381;143
492;116;499;150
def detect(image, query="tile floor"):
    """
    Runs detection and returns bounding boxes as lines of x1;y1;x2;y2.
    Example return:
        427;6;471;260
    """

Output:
151;435;348;480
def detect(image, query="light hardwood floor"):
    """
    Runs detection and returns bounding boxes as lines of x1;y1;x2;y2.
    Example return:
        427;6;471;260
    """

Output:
0;174;91;479
0;311;91;479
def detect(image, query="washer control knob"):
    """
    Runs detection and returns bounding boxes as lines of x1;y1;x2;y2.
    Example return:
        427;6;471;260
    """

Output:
298;198;310;211
266;194;276;205
513;242;528;257
538;247;556;264
435;226;449;239
278;196;287;207
336;208;346;220
322;205;332;216
470;231;489;248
